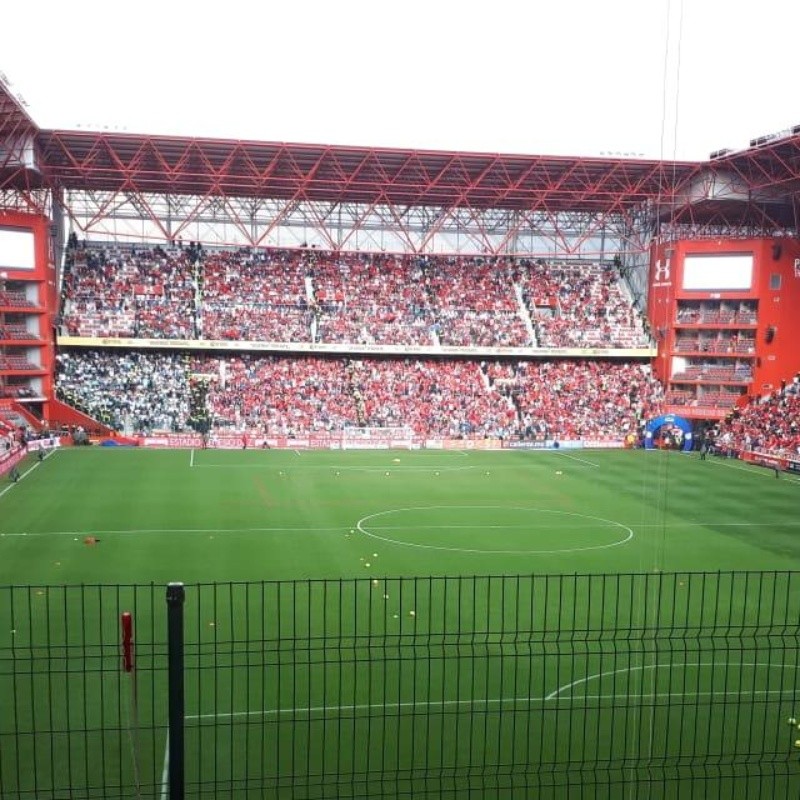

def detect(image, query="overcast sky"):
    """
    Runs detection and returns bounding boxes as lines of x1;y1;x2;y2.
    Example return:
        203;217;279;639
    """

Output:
3;0;799;161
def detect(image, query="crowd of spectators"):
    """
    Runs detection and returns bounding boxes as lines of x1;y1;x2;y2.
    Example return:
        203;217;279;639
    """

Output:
60;243;651;351
423;257;532;347
195;355;358;434
312;254;435;345
54;350;663;441
715;376;800;456
485;360;663;440
520;262;649;348
56;243;666;441
200;249;313;342
55;351;192;433
352;358;519;437
62;244;197;339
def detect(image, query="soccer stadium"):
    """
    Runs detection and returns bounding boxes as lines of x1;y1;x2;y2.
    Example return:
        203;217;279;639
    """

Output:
2;15;800;799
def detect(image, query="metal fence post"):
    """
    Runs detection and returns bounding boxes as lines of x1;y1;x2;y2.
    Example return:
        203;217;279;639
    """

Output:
166;582;185;800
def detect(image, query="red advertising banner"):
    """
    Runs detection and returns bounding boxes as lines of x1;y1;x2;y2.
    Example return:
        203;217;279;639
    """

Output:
134;432;622;453
739;450;789;471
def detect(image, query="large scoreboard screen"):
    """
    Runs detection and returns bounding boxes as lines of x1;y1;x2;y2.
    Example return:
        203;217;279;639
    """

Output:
0;227;36;271
682;253;753;291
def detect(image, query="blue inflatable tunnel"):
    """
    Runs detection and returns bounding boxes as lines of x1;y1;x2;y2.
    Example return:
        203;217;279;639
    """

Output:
644;414;693;451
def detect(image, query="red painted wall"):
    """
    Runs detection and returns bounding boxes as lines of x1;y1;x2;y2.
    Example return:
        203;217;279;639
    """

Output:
0;211;55;411
47;398;114;435
0;211;50;286
648;237;800;397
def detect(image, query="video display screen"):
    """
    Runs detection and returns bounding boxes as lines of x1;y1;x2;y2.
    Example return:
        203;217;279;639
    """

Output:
0;227;35;271
682;254;752;291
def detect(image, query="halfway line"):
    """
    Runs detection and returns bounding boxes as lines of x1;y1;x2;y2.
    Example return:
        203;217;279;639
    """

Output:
0;525;352;538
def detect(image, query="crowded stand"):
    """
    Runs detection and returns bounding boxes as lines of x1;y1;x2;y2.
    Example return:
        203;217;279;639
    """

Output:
200;249;313;342
485;360;664;441
312;254;436;345
715;377;800;456
197;355;358;433
352;359;519;437
520;262;649;348
59;243;652;352
54;242;666;444
55;351;192;433
422;257;532;347
55;350;661;441
61;244;197;339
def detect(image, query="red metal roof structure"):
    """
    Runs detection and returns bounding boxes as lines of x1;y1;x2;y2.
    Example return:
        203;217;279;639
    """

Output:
2;76;800;249
0;78;47;212
36;130;698;212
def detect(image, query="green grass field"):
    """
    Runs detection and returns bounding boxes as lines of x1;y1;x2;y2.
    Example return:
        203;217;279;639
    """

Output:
2;446;800;798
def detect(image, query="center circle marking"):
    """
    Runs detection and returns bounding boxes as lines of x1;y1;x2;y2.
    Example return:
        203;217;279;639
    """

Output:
355;505;634;555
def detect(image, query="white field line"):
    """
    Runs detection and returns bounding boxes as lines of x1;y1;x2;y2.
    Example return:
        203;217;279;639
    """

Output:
185;688;799;721
159;732;169;800
554;451;600;467
2;519;799;540
0;525;352;538
546;660;800;698
0;448;57;501
191;464;475;472
189;448;195;468
294;449;301;456
706;456;800;482
369;521;800;529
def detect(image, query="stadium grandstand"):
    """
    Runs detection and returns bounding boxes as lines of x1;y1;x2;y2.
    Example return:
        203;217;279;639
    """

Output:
2;61;800;799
